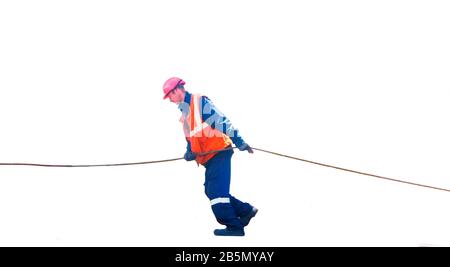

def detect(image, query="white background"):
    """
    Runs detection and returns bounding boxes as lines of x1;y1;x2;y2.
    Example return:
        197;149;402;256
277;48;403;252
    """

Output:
0;0;449;246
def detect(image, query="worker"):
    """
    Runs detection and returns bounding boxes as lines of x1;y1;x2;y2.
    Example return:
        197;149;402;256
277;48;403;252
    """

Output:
162;77;258;236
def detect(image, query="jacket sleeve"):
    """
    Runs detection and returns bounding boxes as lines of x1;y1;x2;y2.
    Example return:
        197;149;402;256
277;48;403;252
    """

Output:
186;138;192;152
201;96;245;147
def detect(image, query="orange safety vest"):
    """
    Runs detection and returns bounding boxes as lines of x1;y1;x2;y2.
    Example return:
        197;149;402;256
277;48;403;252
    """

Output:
180;94;232;165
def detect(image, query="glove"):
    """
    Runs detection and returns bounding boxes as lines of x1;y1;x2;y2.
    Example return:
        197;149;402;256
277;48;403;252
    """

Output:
238;143;254;154
184;151;197;161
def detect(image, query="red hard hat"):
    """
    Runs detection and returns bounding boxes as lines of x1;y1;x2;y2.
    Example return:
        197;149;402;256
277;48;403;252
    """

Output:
163;77;185;99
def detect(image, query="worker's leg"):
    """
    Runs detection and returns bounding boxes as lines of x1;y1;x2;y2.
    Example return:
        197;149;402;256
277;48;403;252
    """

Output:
204;149;243;231
229;195;253;217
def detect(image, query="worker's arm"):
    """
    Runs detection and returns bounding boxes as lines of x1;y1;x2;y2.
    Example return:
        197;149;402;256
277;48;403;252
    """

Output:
184;139;196;161
186;139;192;152
201;96;253;153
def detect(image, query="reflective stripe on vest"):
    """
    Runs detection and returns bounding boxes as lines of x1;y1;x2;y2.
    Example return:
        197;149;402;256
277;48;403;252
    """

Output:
189;94;208;137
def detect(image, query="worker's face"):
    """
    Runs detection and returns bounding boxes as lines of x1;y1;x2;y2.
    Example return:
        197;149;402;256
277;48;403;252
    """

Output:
167;88;185;104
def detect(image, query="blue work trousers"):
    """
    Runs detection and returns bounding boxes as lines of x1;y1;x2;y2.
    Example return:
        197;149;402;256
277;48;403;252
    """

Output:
204;148;252;230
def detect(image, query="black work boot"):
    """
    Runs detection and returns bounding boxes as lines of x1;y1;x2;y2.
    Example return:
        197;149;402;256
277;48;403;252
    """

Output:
240;207;258;227
213;227;245;236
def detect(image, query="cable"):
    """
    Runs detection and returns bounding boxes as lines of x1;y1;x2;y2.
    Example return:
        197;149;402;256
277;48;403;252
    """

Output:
0;158;184;168
251;147;450;193
0;146;449;193
0;147;237;168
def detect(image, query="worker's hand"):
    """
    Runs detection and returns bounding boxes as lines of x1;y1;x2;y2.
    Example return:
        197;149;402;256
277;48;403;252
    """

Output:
184;151;197;161
238;143;254;154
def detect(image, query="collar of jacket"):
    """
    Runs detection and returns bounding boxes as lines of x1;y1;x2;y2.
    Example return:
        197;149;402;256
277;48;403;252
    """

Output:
178;91;192;116
183;91;191;105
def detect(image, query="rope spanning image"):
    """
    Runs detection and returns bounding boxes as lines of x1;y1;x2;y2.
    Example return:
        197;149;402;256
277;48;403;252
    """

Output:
1;146;449;194
1;77;449;237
